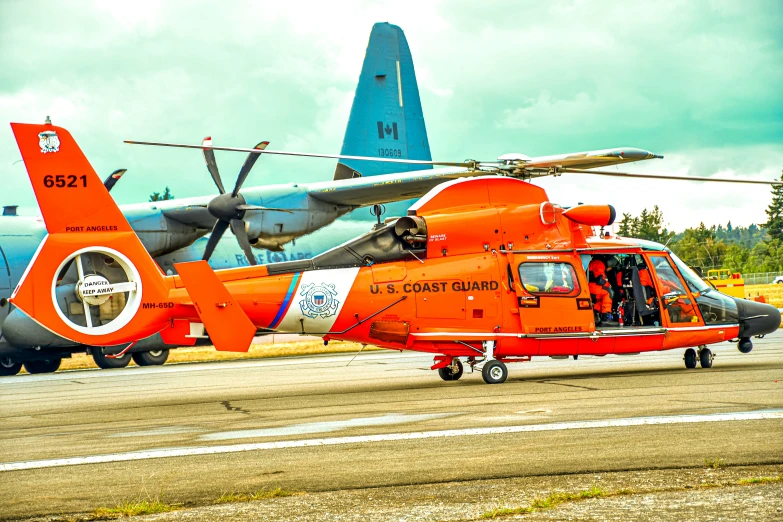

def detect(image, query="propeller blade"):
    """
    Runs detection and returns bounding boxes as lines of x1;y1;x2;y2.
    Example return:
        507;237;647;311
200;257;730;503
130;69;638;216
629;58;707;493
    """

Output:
202;219;230;262
235;204;294;214
202;137;226;194
102;168;127;192
232;141;269;198
230;219;257;266
126;140;473;169
561;168;783;185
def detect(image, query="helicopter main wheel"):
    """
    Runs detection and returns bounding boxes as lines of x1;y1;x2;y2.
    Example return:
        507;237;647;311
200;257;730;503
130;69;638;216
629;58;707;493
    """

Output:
0;356;23;376
684;348;697;369
92;348;131;369
23;358;62;374
438;359;463;381
482;360;508;384
699;347;713;369
132;349;169;367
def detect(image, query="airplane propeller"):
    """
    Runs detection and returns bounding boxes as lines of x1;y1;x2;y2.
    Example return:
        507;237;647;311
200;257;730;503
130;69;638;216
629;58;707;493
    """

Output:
199;138;293;266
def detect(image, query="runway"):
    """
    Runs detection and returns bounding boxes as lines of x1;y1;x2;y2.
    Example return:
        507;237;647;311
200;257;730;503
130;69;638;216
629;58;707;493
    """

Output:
1;333;782;519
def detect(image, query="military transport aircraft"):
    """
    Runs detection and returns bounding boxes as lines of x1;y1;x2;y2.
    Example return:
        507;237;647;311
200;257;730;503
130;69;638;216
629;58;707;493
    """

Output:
0;23;665;376
9;121;780;384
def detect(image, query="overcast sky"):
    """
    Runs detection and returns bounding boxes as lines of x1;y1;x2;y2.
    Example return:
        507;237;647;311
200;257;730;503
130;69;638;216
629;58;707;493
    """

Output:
1;0;781;230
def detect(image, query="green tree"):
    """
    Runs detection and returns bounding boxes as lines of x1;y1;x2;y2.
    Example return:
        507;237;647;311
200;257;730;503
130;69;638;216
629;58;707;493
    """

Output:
149;187;174;202
763;172;783;241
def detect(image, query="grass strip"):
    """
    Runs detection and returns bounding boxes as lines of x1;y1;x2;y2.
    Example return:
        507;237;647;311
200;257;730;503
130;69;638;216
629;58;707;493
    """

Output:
93;498;176;518
214;487;300;504
481;475;782;519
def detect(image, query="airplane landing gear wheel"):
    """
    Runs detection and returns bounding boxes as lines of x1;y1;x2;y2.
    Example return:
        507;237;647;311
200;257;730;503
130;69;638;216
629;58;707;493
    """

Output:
92;348;131;369
0;356;23;376
438;359;463;381
132;349;169;366
699;347;713;369
684;348;697;369
23;358;62;374
482;360;508;384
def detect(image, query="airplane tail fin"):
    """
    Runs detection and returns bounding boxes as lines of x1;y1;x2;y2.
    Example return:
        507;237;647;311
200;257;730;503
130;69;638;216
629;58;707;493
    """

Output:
9;122;174;347
334;22;432;186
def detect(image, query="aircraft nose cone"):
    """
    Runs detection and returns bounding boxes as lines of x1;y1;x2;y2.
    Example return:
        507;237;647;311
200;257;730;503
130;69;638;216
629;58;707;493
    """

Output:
734;297;781;338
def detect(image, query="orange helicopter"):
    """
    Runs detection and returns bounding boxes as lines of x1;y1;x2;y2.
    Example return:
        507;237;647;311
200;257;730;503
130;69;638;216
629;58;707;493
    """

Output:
9;123;781;384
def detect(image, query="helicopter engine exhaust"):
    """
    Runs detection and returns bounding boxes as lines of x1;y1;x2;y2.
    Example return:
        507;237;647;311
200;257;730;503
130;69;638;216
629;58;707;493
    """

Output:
562;204;617;226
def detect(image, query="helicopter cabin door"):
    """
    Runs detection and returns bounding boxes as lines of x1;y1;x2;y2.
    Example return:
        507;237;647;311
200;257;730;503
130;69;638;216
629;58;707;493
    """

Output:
511;253;596;356
645;253;705;329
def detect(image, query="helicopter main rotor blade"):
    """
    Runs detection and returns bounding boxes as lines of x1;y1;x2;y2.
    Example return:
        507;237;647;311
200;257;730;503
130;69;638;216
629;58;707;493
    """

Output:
202;137;226;194
230;218;257;266
235;204;294;213
202;218;230;262
232;141;269;198
126;140;473;168
126;139;783;186
560;168;783;185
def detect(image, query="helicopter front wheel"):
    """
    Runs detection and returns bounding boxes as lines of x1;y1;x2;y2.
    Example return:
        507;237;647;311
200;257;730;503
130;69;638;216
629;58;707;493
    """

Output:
698;346;713;369
684;348;697;369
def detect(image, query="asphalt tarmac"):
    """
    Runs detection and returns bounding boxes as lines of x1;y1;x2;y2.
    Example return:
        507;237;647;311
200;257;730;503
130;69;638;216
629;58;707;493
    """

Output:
1;332;782;520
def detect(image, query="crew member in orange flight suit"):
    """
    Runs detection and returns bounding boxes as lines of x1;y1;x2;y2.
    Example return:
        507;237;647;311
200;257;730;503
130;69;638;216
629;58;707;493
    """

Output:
588;257;616;325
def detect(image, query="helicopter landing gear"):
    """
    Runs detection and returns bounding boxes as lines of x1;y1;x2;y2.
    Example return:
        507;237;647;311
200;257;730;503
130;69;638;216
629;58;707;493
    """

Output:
684;348;697;369
698;346;713;369
438;358;464;381
482;359;508;384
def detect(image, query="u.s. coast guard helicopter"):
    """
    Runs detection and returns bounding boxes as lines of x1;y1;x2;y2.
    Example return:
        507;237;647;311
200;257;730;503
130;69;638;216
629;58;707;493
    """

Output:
8;120;780;384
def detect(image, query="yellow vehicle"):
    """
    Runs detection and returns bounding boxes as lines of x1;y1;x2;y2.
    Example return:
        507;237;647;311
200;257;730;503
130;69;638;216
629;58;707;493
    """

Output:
706;269;745;298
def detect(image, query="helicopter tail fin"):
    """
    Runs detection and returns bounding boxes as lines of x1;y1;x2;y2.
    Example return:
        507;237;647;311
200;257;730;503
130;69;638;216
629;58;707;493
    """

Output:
9;122;174;347
174;260;257;352
335;23;431;186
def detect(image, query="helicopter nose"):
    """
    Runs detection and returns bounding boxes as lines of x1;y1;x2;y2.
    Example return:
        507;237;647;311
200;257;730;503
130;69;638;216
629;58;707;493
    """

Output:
734;297;780;338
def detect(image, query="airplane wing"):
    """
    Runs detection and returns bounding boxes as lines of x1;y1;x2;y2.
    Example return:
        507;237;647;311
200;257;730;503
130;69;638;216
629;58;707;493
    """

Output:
305;147;659;207
305;167;477;206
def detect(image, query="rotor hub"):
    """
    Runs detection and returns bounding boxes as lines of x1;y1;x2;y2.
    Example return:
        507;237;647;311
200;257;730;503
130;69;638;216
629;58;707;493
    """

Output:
207;193;246;221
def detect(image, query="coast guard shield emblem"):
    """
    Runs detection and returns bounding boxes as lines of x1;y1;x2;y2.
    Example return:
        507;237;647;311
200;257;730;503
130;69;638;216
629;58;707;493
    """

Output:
38;130;60;153
299;282;339;319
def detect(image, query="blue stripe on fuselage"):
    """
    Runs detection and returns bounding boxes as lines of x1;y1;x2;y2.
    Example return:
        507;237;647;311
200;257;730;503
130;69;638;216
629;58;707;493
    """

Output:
268;272;301;329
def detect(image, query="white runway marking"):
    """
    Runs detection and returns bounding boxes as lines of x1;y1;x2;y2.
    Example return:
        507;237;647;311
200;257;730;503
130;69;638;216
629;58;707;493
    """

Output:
2;410;781;472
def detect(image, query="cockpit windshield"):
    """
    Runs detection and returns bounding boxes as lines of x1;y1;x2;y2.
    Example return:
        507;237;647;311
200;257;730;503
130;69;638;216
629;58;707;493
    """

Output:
668;251;712;294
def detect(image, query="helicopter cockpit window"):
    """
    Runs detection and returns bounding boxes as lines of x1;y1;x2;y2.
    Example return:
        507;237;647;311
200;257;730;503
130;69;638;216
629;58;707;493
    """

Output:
668;252;712;294
650;257;699;324
518;262;580;296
